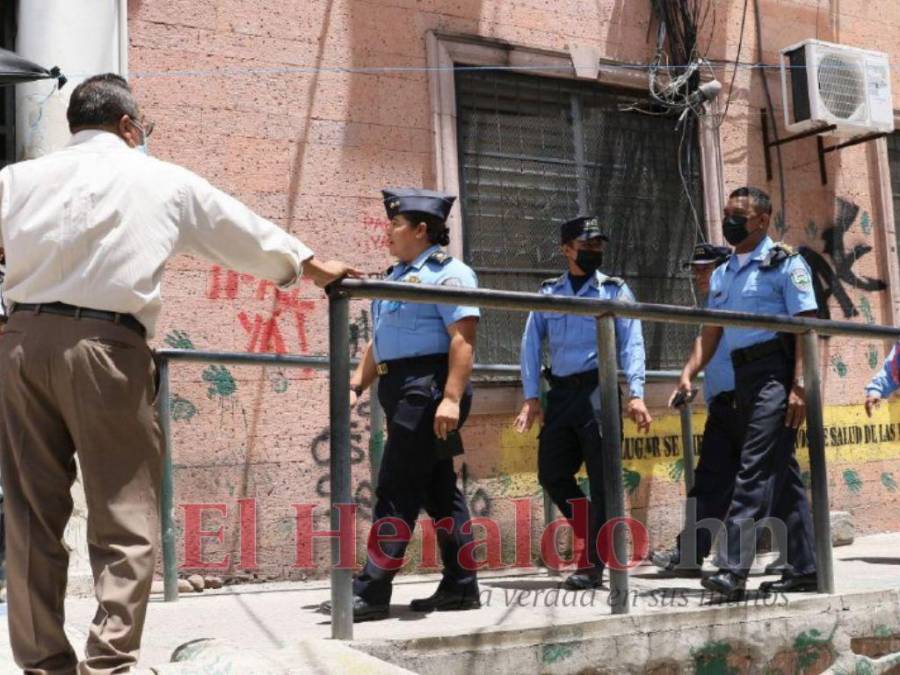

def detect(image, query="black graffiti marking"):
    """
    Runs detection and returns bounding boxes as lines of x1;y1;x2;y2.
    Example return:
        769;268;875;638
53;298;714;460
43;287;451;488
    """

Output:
315;478;374;520
310;399;370;467
349;309;371;358
799;198;887;320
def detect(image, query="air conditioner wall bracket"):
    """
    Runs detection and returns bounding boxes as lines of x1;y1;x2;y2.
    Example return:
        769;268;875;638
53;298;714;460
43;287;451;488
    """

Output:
760;108;888;185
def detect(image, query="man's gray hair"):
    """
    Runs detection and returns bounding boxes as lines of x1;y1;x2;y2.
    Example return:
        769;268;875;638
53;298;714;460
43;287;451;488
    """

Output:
67;73;139;133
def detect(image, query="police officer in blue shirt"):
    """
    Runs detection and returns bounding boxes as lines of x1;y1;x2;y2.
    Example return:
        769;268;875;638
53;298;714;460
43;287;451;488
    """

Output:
515;215;652;590
338;188;481;621
652;243;745;576
672;187;818;599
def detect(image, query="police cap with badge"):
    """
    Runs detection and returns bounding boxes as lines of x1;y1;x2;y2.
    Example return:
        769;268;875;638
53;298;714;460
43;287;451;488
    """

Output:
682;243;731;269
560;215;609;244
382;188;456;222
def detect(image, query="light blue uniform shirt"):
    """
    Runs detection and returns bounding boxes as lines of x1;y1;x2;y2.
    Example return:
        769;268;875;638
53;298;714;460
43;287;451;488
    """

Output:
703;342;735;400
372;245;480;362
520;272;646;401
866;343;900;399
707;236;817;355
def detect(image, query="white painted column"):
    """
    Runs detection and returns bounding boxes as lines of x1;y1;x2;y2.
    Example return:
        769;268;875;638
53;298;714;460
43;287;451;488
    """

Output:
14;0;126;596
16;0;121;160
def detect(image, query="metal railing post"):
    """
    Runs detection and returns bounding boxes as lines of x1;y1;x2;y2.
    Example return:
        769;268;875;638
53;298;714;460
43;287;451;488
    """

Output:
328;291;353;639
368;384;384;491
680;401;696;493
679;399;697;568
597;314;628;614
156;357;179;602
802;330;834;594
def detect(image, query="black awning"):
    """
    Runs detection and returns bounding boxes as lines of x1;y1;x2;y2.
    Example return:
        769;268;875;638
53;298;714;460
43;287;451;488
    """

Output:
0;47;66;88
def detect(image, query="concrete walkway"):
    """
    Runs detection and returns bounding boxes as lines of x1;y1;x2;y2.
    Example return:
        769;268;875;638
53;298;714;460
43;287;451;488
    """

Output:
1;533;899;673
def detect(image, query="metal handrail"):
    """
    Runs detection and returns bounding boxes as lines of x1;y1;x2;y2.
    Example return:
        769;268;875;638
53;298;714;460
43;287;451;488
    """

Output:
337;278;900;339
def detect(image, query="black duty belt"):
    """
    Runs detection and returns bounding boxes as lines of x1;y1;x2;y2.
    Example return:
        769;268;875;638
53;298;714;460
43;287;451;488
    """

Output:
11;302;147;338
376;353;447;376
730;337;790;368
544;368;598;389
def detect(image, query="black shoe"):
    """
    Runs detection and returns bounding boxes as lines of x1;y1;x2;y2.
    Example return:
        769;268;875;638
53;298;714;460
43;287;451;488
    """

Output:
562;569;605;590
409;589;481;612
649;549;702;578
763;562;792;576
759;573;818;594
701;571;746;600
319;596;389;622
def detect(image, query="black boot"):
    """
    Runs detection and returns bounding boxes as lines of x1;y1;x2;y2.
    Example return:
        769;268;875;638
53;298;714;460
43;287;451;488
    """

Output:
562;568;605;590
319;595;389;622
409;589;481;612
701;571;746;600
759;573;818;594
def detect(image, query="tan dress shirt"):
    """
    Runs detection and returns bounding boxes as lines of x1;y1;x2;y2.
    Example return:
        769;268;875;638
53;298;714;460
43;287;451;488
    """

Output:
0;130;313;337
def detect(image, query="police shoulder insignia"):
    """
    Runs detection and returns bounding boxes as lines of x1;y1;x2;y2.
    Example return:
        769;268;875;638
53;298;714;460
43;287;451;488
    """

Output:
790;266;813;292
601;276;625;287
761;244;798;270
441;277;464;287
427;251;453;266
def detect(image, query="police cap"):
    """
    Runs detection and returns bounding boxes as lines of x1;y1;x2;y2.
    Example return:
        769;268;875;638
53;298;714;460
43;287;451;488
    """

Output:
382;188;456;222
560;215;609;244
682;242;731;269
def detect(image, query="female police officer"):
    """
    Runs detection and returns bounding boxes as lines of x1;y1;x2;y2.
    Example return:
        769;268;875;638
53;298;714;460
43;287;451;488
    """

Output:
341;188;481;621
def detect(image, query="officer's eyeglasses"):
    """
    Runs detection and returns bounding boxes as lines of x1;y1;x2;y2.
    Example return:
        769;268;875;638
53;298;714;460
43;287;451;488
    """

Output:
131;118;155;141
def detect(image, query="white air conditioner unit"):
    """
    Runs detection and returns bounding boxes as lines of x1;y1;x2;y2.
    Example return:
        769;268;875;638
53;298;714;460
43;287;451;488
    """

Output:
780;39;894;136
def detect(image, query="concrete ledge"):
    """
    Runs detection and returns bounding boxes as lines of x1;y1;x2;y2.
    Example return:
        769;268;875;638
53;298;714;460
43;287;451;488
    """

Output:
152;638;415;675
356;589;900;674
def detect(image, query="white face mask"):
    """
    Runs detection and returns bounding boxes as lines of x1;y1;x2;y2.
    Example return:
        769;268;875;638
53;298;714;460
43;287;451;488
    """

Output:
131;120;150;156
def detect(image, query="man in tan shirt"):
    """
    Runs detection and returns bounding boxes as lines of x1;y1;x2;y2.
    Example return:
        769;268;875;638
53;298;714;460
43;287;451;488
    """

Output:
0;73;357;674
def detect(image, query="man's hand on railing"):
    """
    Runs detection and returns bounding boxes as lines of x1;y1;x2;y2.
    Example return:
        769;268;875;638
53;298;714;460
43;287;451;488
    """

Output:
785;384;806;429
304;258;363;288
514;398;543;433
865;393;882;418
627;398;652;434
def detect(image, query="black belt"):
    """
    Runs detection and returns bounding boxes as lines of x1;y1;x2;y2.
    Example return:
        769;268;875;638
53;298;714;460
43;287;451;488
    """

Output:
376;353;447;376
730;337;790;368
11;302;146;338
544;368;598;389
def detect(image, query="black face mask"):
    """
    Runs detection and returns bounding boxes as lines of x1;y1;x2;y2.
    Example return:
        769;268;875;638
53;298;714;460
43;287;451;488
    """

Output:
722;214;751;246
574;249;604;275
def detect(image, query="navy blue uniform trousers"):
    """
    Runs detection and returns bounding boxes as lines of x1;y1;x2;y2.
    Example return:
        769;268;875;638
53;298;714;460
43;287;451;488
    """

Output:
676;391;743;564
353;357;478;605
721;350;817;578
537;377;608;571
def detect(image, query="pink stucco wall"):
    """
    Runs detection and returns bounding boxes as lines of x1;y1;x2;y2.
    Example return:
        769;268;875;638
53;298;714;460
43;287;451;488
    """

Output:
128;0;900;579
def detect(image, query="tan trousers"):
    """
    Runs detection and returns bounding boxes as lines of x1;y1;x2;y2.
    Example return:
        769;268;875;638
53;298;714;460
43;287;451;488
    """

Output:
0;311;163;675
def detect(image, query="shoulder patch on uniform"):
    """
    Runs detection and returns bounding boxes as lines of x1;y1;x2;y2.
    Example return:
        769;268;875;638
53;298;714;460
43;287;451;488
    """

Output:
790;266;812;292
601;276;625;287
426;251;453;266
760;243;798;271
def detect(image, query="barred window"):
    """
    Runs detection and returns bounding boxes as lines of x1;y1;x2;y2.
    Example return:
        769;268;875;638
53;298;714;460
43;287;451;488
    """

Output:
455;68;705;370
889;132;900;256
